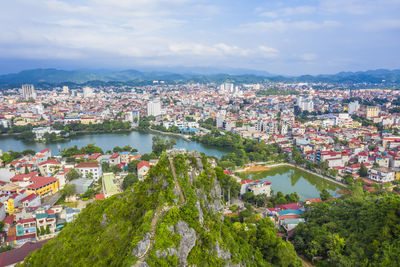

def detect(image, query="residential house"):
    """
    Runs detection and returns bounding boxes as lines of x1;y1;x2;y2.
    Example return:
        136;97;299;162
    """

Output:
76;162;102;181
137;161;150;180
25;176;59;197
247;181;271;196
20;194;41;208
38;159;61;177
369;167;395;183
109;153;121;166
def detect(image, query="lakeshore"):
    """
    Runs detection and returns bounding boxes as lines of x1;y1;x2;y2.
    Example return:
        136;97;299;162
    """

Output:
236;162;347;188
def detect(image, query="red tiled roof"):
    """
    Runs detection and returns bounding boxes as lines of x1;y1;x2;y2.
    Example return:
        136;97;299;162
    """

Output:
137;161;150;170
76;162;100;168
3;215;15;225
17;218;36;224
95;193;104;200
40;148;50;153
39;159;60;166
25;176;57;190
110;153;119;159
20;194;38;203
11;172;40;182
275;203;302;210
0;240;49;267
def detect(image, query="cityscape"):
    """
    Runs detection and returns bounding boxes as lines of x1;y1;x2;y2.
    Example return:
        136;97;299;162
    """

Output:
0;0;400;266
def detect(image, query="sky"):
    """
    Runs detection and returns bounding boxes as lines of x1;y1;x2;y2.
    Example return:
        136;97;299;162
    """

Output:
0;0;399;75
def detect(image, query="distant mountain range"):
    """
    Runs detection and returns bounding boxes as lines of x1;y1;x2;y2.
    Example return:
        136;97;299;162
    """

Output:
0;68;399;86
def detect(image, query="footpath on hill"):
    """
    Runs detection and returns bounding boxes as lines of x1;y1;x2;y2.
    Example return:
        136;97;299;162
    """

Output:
133;156;186;267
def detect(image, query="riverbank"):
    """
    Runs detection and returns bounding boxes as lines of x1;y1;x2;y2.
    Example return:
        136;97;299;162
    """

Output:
236;162;347;188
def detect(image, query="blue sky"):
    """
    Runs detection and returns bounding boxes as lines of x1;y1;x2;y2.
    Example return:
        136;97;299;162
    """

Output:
0;0;399;75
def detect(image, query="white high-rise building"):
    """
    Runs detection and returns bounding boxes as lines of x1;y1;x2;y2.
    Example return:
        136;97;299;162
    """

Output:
147;99;161;117
216;114;225;128
62;86;69;94
83;87;94;98
219;83;234;92
22;84;36;99
297;96;314;112
348;101;360;114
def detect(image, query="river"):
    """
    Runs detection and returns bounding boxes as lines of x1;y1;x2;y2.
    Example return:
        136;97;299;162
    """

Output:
0;131;229;157
238;165;344;200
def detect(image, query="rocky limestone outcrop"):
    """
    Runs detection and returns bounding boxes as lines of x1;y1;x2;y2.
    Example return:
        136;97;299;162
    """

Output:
176;220;196;266
156;247;178;259
215;240;231;260
100;214;109;227
132;233;151;257
210;178;222;199
196;200;204;225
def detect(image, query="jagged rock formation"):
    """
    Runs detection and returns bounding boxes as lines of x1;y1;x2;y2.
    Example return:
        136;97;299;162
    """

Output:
22;152;300;267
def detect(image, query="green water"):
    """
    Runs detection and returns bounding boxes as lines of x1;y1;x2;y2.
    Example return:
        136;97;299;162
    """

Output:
238;165;343;200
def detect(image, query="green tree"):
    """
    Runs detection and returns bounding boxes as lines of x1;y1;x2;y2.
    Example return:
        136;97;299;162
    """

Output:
45;225;50;235
60;184;76;198
358;162;368;177
320;189;332;201
152;136;176;156
0;153;14;165
66;168;81;181
122;173;138;190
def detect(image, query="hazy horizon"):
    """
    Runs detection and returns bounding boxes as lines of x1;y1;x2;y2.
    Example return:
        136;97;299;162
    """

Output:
1;0;399;75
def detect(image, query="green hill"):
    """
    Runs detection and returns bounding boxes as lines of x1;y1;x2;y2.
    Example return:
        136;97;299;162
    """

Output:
21;152;300;266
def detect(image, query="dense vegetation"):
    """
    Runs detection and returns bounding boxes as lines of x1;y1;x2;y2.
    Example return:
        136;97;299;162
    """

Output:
292;190;400;266
192;130;287;168
61;144;103;157
53;120;132;133
22;153;300;266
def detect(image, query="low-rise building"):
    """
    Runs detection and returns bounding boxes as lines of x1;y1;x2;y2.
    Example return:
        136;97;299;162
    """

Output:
369;167;395;183
76;162;102;181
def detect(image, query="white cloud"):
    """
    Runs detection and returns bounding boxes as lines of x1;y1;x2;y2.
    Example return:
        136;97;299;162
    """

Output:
258;46;279;58
240;20;340;33
366;19;400;31
300;53;317;62
261;6;316;18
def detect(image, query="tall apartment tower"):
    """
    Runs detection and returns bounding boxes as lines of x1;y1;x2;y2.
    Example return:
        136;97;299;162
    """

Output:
147;99;161;116
83;87;94;98
22;84;36;99
62;86;69;94
348;101;360;114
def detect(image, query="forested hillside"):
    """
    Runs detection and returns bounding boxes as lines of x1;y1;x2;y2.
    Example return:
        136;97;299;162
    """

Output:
21;152;300;266
292;190;400;266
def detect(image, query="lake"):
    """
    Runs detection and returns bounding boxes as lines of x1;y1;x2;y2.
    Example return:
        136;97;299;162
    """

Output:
0;131;228;158
238;165;343;200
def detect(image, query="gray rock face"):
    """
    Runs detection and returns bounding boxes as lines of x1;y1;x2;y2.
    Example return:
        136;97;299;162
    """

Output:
100;214;108;227
176;220;196;266
156;248;178;259
173;187;180;204
156;250;168;258
138;262;149;267
210;179;222;199
167;225;175;234
208;199;223;213
196;200;204;225
215;240;231;260
132;233;150;257
162;179;168;190
167;247;177;256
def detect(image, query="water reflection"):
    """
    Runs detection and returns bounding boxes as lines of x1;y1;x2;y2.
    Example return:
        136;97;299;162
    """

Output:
239;165;343;200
